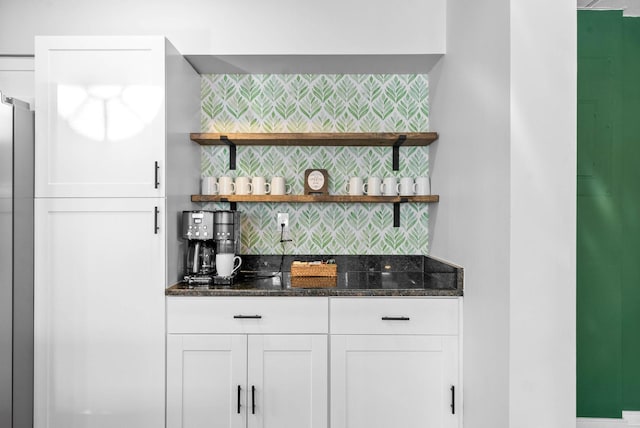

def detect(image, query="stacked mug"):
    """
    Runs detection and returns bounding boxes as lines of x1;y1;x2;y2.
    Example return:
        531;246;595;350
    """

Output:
201;176;292;196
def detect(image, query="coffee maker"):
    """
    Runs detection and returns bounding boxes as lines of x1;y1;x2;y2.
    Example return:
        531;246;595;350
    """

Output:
182;210;241;286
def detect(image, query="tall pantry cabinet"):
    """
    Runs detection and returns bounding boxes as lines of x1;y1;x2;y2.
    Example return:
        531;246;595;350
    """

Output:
33;36;200;428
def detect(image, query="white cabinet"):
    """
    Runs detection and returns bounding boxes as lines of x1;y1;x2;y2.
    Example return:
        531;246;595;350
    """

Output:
167;298;329;428
330;298;461;428
34;36;201;198
34;198;166;428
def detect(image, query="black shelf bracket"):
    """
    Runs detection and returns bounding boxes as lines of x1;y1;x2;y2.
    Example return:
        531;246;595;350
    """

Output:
219;197;237;211
220;135;237;170
394;202;401;227
392;135;407;171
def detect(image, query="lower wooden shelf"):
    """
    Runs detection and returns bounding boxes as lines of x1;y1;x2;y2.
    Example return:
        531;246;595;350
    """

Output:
191;195;439;203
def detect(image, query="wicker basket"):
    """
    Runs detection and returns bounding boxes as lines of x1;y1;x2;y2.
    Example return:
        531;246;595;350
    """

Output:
290;261;337;288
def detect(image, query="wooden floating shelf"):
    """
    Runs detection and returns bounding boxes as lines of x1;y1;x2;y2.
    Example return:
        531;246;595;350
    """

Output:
190;132;439;147
191;195;440;203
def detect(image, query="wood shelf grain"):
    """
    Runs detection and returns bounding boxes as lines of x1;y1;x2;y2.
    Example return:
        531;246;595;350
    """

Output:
191;194;440;203
190;132;439;146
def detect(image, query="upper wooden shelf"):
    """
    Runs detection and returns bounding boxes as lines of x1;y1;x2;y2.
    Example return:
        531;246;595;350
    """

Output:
190;132;439;147
192;194;439;203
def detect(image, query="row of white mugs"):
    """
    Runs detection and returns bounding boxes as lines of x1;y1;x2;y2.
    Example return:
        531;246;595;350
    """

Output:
201;175;431;196
202;176;291;195
346;176;431;196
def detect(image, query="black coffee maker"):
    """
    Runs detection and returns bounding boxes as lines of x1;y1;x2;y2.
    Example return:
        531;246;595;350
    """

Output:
182;210;242;286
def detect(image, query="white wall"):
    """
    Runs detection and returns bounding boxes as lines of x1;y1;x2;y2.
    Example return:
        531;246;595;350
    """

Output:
0;0;445;56
430;0;576;427
509;1;576;427
428;0;512;426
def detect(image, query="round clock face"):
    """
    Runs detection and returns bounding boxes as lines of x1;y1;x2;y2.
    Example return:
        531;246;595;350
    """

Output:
307;170;325;190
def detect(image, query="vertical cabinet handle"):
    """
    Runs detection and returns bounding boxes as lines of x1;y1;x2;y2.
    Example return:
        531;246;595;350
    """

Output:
251;385;256;414
154;206;159;234
237;385;241;414
154;161;160;189
450;385;455;414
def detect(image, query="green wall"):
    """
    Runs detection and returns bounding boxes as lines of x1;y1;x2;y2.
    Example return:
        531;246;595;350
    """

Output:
578;10;640;418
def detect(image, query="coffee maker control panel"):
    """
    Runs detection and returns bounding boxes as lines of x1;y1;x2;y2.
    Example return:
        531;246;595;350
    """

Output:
182;211;215;240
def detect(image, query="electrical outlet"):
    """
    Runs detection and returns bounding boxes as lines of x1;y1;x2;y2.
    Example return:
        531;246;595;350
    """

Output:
277;212;290;231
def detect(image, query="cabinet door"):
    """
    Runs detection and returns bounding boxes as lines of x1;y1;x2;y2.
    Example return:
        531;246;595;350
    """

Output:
248;335;328;428
34;198;166;428
35;36;166;197
167;335;247;428
331;335;459;428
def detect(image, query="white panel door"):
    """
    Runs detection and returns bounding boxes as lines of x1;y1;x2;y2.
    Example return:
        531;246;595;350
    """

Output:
331;335;459;428
247;335;327;428
35;36;166;197
167;335;247;428
34;198;165;428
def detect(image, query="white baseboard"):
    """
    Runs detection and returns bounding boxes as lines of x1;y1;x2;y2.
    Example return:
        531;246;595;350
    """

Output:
578;413;640;428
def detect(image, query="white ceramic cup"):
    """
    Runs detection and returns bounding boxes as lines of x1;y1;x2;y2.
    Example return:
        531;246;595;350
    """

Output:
271;176;291;195
363;176;382;196
235;176;252;195
252;176;271;195
398;177;415;196
414;176;431;195
381;177;398;196
216;253;242;277
201;176;218;195
218;176;236;195
345;177;364;196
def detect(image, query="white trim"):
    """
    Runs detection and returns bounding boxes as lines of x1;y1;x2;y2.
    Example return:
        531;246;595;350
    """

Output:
578;417;630;427
623;412;640;426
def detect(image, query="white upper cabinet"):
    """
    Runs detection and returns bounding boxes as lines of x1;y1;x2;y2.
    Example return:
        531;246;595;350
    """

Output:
35;36;199;198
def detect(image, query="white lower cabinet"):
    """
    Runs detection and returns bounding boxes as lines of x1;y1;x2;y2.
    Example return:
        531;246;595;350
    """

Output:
330;335;459;428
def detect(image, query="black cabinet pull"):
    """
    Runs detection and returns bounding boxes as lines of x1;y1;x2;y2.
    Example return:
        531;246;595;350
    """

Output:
153;206;159;234
450;385;455;414
381;316;410;321
237;385;241;414
154;161;160;189
251;385;256;414
233;315;262;319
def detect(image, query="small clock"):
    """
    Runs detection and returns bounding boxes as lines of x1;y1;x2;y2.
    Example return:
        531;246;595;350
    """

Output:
304;169;329;195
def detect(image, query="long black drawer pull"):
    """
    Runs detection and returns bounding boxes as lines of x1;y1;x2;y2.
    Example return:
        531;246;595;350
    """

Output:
233;315;262;319
381;316;410;321
154;206;159;234
154;161;160;189
251;385;256;414
451;385;455;414
237;385;241;414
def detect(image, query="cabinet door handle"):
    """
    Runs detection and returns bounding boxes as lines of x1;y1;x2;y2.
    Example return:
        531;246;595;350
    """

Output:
233;315;262;319
381;316;410;321
451;385;455;414
251;385;256;414
154;206;159;234
154;161;160;189
237;385;241;414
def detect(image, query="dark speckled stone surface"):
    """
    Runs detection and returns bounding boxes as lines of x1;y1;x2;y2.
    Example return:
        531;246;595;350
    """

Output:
166;255;463;297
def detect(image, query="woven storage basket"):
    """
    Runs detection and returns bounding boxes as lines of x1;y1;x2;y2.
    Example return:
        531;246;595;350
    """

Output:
290;262;337;288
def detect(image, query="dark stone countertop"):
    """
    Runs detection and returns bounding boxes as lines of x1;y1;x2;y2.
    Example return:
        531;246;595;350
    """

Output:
166;255;463;297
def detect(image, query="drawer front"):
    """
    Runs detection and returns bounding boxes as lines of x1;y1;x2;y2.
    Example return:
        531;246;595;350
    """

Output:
167;297;329;334
330;297;459;335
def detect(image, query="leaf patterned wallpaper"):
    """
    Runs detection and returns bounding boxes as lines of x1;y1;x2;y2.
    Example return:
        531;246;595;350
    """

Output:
200;74;430;255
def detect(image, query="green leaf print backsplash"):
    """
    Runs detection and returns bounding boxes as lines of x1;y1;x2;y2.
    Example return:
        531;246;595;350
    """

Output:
200;74;430;255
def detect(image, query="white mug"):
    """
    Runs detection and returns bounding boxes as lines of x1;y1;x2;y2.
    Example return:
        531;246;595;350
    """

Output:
345;177;364;196
216;253;242;277
252;176;271;195
363;176;382;196
271;176;291;195
397;177;415;196
415;176;431;195
235;176;252;195
201;176;218;195
218;176;235;195
381;177;398;196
